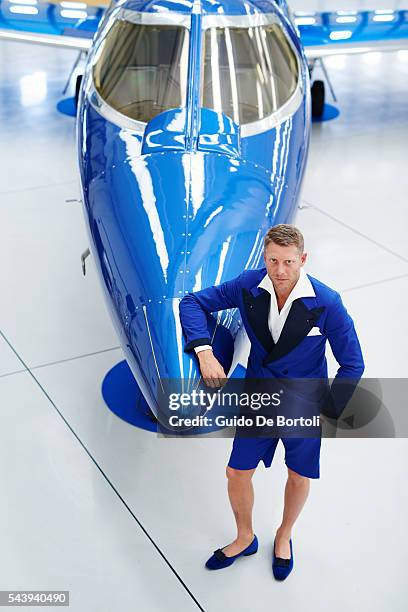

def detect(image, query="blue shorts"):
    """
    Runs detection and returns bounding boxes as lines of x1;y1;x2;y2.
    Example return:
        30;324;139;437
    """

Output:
227;436;321;479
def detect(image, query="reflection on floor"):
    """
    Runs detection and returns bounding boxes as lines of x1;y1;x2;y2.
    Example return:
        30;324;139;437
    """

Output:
0;3;407;611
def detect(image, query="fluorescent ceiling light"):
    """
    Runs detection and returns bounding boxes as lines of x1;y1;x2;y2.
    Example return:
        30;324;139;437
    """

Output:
294;17;316;26
9;0;38;5
60;9;88;18
373;15;395;22
9;4;38;13
60;1;87;8
335;16;357;24
329;30;353;40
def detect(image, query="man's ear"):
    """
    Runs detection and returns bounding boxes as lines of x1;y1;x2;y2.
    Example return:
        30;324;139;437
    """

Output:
300;252;307;266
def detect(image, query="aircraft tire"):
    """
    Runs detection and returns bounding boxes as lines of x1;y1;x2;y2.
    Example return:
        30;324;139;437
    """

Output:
311;79;325;118
75;74;83;110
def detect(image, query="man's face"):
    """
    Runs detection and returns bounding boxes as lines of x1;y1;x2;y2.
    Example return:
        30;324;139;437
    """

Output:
263;241;307;292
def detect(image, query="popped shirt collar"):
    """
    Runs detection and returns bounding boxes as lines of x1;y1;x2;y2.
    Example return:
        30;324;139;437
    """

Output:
257;268;315;312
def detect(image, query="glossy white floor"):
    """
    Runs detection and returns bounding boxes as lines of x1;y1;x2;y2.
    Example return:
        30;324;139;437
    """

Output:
1;4;408;612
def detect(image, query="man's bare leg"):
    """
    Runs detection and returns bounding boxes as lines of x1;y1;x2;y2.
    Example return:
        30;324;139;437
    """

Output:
221;466;257;557
275;467;310;558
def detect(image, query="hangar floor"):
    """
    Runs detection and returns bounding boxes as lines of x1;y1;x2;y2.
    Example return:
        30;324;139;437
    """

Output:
1;2;407;611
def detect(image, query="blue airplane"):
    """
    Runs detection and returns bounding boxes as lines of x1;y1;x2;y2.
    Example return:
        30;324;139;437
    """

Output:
2;1;408;418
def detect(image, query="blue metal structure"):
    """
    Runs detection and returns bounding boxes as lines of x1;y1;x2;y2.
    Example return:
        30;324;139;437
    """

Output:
296;8;408;53
2;1;408;416
0;0;101;47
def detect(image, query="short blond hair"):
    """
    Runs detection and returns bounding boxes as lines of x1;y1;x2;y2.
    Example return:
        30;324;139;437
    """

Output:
264;224;304;253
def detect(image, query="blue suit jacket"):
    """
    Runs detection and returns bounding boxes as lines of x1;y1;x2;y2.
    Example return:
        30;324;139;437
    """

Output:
179;268;365;419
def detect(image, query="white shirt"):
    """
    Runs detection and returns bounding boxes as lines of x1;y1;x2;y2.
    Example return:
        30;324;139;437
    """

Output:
195;268;315;353
257;267;315;343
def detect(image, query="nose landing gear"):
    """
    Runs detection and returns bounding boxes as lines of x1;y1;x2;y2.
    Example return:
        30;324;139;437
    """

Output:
311;79;325;119
309;57;338;120
75;74;83;110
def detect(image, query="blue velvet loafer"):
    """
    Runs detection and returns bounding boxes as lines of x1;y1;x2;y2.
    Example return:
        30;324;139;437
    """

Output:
272;537;294;580
205;535;258;570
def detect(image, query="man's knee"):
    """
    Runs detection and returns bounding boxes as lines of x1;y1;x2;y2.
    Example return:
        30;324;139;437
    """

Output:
287;467;309;484
226;465;256;480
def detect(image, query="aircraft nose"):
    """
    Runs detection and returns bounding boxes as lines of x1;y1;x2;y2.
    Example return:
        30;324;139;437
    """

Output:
123;297;236;418
139;298;198;377
124;298;201;415
87;147;285;417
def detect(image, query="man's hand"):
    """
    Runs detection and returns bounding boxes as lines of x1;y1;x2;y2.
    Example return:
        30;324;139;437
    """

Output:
197;350;227;388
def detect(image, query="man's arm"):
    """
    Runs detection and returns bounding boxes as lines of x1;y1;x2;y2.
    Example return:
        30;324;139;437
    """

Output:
179;274;243;388
323;292;365;419
179;274;243;351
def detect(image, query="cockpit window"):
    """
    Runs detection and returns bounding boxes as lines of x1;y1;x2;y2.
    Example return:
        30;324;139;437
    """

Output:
93;20;189;123
202;24;298;125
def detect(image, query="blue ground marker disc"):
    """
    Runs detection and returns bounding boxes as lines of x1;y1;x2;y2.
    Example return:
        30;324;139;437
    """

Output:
312;103;340;123
56;97;76;117
102;360;157;432
102;361;248;434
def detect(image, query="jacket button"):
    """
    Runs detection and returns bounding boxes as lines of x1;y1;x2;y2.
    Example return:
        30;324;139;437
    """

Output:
282;369;288;375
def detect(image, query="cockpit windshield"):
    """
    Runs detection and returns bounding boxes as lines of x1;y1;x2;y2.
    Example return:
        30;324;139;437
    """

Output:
93;20;189;123
202;24;298;125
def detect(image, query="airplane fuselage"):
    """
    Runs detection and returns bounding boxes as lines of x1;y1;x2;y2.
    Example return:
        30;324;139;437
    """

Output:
77;0;311;413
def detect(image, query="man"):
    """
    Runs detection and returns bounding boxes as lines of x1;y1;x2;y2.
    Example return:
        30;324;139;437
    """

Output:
179;224;364;579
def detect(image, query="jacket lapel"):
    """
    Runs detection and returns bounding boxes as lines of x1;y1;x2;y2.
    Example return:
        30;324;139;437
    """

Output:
263;300;325;365
242;288;274;354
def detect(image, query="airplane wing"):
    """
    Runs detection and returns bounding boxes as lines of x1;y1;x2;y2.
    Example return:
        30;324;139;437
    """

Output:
294;9;408;59
0;0;106;51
